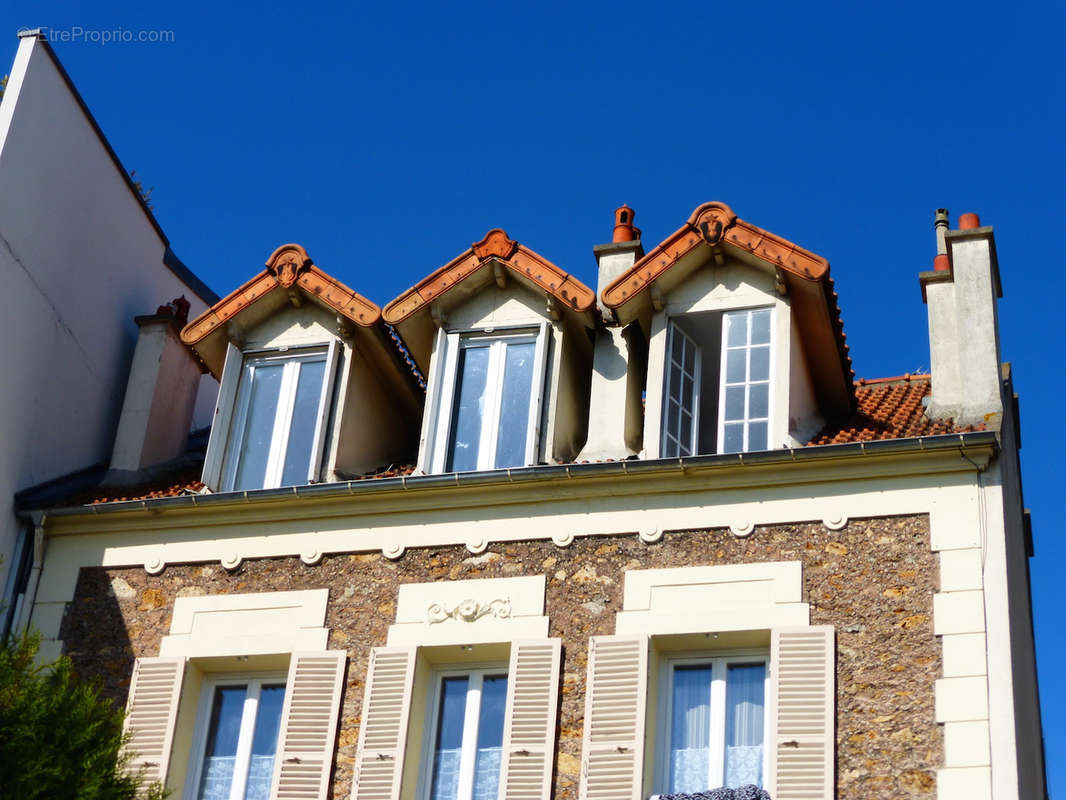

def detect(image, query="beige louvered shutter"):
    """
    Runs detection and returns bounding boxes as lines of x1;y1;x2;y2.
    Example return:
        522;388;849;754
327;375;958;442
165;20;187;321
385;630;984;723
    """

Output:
269;651;348;800
498;639;562;800
123;656;186;785
578;635;648;800
769;626;835;800
351;647;417;800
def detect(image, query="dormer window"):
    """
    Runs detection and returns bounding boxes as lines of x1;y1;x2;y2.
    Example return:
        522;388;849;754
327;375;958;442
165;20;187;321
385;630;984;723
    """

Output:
204;341;339;491
661;308;773;457
428;324;549;473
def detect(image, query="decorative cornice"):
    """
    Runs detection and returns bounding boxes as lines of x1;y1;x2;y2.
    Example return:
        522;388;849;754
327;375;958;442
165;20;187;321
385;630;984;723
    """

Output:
427;597;512;624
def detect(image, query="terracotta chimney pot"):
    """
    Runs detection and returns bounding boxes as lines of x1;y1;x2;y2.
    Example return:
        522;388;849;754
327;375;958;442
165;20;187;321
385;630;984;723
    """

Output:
959;212;981;230
613;204;637;243
934;254;950;272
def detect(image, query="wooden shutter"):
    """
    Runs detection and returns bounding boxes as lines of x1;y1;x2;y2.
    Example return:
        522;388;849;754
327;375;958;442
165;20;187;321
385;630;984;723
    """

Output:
498;639;562;800
769;626;835;800
351;647;417;800
201;341;242;489
578;635;648;800
269;651;348;800
122;656;186;785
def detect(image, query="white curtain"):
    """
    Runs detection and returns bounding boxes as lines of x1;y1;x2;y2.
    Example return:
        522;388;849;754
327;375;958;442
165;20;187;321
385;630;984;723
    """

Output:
723;664;765;788
430;748;462;800
472;746;502;800
669;666;712;794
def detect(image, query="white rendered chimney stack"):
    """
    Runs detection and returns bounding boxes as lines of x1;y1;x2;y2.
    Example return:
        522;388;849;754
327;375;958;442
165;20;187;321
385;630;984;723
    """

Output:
577;206;646;461
921;210;1004;427
109;297;204;472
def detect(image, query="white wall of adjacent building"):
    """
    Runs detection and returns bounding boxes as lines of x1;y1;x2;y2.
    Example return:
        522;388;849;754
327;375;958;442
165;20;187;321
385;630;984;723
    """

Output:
0;34;216;592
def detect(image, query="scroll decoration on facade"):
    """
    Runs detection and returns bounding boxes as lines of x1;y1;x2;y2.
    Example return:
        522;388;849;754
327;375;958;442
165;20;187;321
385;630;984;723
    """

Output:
427;597;512;625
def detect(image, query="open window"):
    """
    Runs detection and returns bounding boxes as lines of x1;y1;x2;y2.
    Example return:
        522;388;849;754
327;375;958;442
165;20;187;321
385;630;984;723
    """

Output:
661;308;773;457
203;341;339;491
426;324;549;473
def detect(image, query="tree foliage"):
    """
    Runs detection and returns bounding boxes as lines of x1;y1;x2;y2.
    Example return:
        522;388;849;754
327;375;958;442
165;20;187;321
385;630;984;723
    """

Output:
0;629;167;800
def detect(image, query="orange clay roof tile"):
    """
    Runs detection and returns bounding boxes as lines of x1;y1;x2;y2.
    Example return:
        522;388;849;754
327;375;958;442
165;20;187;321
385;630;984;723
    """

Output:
808;374;985;445
383;229;596;325
181;244;381;346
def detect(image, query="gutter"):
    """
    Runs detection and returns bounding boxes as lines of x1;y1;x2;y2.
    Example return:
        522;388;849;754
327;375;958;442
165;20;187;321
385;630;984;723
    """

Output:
20;430;999;520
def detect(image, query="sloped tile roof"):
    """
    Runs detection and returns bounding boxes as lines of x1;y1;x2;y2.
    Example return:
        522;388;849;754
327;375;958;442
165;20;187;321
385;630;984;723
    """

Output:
75;467;206;505
808;374;985;445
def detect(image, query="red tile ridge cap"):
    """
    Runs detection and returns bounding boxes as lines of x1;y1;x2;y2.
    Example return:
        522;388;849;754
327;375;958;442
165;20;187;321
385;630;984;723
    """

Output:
855;373;931;386
382;229;596;325
602;201;830;309
181;243;382;346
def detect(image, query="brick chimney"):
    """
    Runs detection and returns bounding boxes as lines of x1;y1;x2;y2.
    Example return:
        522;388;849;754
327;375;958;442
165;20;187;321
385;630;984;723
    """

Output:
577;207;647;461
920;211;1004;427
109;297;204;472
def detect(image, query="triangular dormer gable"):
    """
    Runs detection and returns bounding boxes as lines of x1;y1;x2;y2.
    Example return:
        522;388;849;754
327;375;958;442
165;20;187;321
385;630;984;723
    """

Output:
181;244;422;489
383;229;597;372
603;202;854;418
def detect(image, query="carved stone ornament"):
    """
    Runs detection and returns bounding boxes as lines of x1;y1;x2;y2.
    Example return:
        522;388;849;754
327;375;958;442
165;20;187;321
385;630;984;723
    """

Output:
472;228;518;262
427;597;512;625
265;243;312;288
692;203;738;246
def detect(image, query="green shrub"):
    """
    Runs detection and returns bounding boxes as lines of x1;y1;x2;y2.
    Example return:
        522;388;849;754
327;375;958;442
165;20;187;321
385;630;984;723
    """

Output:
0;629;166;800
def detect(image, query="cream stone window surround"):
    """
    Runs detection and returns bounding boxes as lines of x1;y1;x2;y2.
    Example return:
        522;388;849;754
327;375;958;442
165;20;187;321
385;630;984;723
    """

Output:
352;575;560;800
202;339;339;492
122;589;345;800
418;323;550;475
578;562;834;800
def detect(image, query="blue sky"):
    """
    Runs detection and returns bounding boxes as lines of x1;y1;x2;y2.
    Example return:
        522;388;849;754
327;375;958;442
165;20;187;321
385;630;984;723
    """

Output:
5;0;1065;789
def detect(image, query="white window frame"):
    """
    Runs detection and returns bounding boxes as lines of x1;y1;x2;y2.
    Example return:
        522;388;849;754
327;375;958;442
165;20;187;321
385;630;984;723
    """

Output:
653;650;770;794
428;323;549;473
661;319;702;458
183;671;288;800
209;339;339;491
717;307;774;454
416;664;509;800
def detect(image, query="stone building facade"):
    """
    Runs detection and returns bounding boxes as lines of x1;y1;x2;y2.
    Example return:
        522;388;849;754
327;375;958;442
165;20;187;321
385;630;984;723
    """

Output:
14;200;1044;800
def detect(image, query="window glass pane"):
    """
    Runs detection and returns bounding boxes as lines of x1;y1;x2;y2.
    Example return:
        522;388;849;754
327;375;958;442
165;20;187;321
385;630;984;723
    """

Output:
723;423;744;453
750;309;771;345
473;676;508;800
669;360;682;400
666;400;680;444
430;677;469;800
723;664;766;788
749;383;769;419
447;347;490;472
726;313;747;347
280;359;326;486
233;365;284;490
748;422;768;451
671;327;684;365
724;386;745;422
725;349;746;384
679;410;693;454
669;665;712;794
198;686;248;800
749;346;770;382
682;337;696;375
494;342;536;469
243;685;285;800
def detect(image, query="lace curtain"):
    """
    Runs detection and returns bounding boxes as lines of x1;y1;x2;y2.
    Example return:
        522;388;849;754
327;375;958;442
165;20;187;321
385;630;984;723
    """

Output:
723;665;764;788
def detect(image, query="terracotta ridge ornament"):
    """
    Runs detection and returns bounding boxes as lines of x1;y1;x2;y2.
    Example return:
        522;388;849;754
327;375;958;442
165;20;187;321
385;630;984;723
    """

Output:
181;243;382;347
383;228;596;325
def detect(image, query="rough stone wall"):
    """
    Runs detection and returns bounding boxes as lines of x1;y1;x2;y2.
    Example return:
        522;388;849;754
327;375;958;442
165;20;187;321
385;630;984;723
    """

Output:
60;515;941;799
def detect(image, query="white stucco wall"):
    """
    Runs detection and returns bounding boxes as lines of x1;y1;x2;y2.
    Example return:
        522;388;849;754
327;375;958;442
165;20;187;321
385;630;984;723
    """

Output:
0;35;215;590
